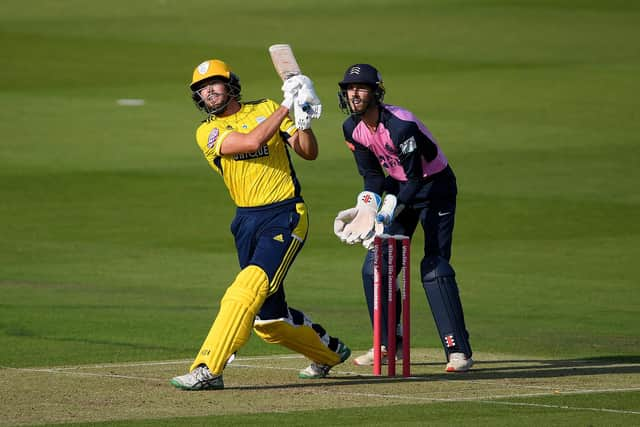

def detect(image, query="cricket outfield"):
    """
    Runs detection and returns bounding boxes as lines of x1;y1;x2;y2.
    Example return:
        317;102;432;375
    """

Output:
1;0;638;425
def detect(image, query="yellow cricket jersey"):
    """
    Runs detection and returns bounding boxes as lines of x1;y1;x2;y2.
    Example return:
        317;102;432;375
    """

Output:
195;99;302;207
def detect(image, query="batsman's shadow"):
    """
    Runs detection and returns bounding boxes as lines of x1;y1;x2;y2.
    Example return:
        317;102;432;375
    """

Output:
409;354;640;382
225;355;640;391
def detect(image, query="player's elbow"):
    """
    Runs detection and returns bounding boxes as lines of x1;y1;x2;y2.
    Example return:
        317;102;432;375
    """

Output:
304;151;318;161
297;147;318;160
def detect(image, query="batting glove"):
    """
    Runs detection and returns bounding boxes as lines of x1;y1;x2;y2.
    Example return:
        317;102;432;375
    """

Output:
293;100;322;130
293;99;312;130
297;79;321;107
281;75;305;109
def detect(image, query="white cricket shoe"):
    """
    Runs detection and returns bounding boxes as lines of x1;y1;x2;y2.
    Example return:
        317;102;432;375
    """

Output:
446;352;473;372
298;341;351;379
170;364;224;390
352;345;403;366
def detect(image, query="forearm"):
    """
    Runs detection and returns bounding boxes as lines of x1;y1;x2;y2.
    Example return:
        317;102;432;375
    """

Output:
396;179;421;206
220;106;290;155
291;129;318;160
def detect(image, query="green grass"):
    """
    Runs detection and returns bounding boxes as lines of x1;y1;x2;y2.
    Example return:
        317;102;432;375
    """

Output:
56;391;640;426
1;0;639;424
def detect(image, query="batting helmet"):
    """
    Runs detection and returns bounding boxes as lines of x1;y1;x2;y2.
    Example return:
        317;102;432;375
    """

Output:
190;59;241;114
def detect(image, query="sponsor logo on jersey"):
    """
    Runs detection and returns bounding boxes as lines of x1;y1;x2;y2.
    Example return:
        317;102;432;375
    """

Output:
400;136;417;154
273;234;284;242
207;128;219;149
233;145;270;161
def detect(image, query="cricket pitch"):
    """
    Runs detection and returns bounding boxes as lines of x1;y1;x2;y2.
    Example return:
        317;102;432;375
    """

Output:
1;348;639;425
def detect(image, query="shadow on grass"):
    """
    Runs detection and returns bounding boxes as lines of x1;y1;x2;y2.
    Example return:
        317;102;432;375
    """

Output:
224;355;640;391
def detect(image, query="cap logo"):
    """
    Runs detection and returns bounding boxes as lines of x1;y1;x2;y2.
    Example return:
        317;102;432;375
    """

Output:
349;66;361;75
197;61;210;75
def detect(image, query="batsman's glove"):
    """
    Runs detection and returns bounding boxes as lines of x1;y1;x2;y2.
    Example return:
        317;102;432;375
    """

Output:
281;74;318;110
292;78;322;130
293;98;322;130
281;74;304;109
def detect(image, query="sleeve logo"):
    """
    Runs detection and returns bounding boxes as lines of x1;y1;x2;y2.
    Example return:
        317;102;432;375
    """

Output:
399;136;416;154
207;128;220;149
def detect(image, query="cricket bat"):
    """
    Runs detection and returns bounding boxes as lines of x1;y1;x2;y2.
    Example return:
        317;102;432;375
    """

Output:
269;44;319;118
268;44;302;81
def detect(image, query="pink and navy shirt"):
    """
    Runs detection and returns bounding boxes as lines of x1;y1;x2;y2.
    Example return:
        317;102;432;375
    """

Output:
342;104;450;205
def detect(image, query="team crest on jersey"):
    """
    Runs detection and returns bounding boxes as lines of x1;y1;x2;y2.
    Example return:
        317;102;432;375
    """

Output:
207;128;219;149
400;136;417;154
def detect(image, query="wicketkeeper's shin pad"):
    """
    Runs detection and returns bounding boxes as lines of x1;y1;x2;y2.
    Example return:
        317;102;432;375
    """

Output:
190;265;269;373
253;318;341;366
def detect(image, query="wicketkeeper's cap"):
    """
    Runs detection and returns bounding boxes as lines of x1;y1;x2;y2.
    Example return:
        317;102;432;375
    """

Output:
338;64;383;89
190;59;232;90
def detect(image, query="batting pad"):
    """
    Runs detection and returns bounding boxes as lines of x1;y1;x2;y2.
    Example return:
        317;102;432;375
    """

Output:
254;319;341;366
190;265;269;374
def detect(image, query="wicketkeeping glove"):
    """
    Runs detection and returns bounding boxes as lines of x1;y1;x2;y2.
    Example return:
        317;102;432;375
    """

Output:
362;222;384;251
375;194;398;225
334;207;358;238
339;191;381;245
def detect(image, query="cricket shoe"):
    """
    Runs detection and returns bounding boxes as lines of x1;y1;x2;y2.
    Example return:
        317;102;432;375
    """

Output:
352;345;403;366
298;341;351;379
446;352;473;372
170;364;224;390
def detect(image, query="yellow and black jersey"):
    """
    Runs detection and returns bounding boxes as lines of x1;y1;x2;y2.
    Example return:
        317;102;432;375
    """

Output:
195;99;302;207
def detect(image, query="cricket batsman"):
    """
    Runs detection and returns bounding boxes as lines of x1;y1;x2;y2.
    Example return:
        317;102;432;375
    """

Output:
333;63;473;372
170;59;350;390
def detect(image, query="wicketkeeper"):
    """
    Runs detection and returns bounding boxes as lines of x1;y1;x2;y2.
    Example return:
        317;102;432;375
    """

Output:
170;58;350;390
334;63;473;372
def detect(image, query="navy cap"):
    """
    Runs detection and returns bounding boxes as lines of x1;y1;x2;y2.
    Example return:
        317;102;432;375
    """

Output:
339;64;383;88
